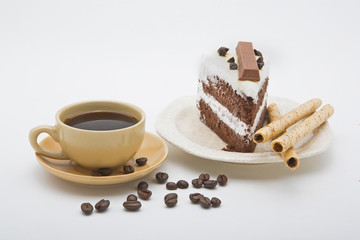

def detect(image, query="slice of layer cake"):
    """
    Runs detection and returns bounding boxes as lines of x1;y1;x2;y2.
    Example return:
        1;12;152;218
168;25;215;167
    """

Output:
196;41;269;152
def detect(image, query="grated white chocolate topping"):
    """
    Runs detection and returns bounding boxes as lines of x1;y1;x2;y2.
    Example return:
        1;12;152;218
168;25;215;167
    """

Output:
198;51;269;102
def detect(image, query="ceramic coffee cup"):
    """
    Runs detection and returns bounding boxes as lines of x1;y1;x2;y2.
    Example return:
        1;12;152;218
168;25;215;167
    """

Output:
29;100;145;170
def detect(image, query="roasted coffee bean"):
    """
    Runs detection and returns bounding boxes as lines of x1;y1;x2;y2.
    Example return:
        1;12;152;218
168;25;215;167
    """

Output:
81;203;93;215
254;49;262;57
164;193;178;207
177;180;189;189
227;57;235;63
95;199;110;212
217;47;229;56
199;173;210;181
164;193;178;202
166;182;177;190
136;157;147;166
192;179;203;188
217;174;228;186
137;181;148;190
123;201;142;211
127;194;138;201
199;196;212;208
257;56;264;70
211;197;221;207
138;189;152;200
203;180;218;189
123;165;135;174
155;172;169;183
92;168;112;176
229;62;238;70
189;193;203;203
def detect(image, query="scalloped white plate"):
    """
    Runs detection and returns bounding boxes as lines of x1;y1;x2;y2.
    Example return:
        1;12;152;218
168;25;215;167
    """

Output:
155;96;332;164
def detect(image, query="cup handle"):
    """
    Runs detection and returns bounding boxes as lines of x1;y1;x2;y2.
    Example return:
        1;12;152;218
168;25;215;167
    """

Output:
29;125;68;159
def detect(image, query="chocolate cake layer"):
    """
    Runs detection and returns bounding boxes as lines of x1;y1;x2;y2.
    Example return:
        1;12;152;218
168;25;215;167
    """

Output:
200;77;269;126
197;99;267;152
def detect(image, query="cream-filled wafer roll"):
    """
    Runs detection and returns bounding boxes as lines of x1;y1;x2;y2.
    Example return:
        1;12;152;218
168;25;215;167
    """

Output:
253;98;322;144
268;103;299;170
271;104;334;153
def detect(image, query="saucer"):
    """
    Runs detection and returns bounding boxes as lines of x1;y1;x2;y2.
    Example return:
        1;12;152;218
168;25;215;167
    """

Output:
35;132;168;185
155;96;332;164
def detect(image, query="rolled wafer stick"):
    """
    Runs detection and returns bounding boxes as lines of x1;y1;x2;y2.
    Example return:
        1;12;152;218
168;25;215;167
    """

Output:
253;98;322;144
268;103;299;170
271;104;334;153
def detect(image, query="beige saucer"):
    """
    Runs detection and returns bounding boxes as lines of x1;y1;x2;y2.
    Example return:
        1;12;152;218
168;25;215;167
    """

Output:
35;132;168;185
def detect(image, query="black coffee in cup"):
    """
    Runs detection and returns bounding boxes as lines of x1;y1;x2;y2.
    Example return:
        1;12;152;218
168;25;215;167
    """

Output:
64;111;138;131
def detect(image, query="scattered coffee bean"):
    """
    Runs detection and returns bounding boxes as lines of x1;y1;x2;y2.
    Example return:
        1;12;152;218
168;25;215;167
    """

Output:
95;199;110;212
229;62;238;70
164;193;178;207
199;196;212;208
156;172;169;183
217;174;228;186
257;56;264;70
166;182;177;190
127;194;138;201
254;49;262;57
189;193;203;203
137;181;148;190
211;197;221;207
123;201;142;211
177;180;189;189
227;57;235;63
217;47;229;57
92;168;113;176
123;165;135;174
199;173;210;181
203;180;218;189
138;189;152;200
81;203;93;215
192;179;203;188
136;157;147;166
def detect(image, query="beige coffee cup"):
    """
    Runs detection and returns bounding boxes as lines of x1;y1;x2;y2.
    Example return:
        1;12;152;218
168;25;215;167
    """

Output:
29;100;145;170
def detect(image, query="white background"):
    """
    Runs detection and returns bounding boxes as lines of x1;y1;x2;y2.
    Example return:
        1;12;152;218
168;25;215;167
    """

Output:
1;0;360;239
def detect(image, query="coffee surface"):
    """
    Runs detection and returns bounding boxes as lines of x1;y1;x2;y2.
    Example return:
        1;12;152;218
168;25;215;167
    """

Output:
64;111;138;131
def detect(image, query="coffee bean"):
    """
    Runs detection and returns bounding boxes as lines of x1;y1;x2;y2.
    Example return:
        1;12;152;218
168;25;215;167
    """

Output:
177;180;189;189
257;56;264;70
164;193;178;202
217;47;229;57
92;168;112;176
199;196;212;208
95;199;110;212
189;193;203;203
138;189;152;200
229;62;238;70
203;180;217;189
166;182;177;190
191;179;203;188
127;194;138;201
123;201;141;211
211;197;221;207
164;193;178;207
254;49;262;57
199;173;210;181
81;203;93;215
155;172;168;183
123;165;135;174
136;157;147;166
217;174;228;186
137;181;148;190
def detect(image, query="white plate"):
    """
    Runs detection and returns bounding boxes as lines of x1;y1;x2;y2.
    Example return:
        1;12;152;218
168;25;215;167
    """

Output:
155;96;332;164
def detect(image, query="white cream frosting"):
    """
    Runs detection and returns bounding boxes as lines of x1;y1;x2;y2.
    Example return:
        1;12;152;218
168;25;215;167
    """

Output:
197;81;267;139
198;51;269;102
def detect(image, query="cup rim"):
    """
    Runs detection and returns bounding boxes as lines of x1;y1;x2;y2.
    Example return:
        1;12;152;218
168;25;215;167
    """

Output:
55;100;146;133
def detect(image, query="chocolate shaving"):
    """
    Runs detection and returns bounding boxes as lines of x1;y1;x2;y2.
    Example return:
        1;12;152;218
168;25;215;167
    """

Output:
227;57;235;63
229;62;238;70
257;56;264;70
217;47;229;57
254;49;262;57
